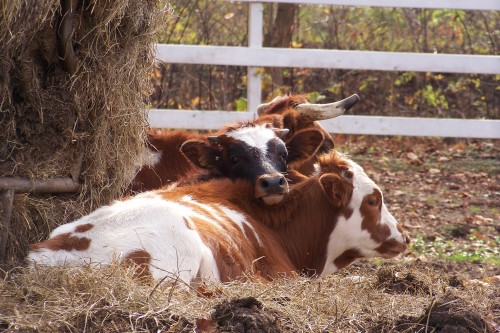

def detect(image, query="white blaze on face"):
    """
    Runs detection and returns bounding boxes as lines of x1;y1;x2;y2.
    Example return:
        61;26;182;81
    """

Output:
225;124;277;155
345;159;407;246
321;155;408;275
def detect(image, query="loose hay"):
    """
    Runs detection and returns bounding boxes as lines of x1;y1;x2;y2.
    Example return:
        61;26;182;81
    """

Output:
0;1;170;263
0;261;497;332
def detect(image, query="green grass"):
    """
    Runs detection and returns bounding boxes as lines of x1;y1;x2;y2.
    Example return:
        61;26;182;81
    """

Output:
361;157;498;175
468;205;482;214
488;207;499;215
410;235;500;265
436;158;499;174
425;195;438;203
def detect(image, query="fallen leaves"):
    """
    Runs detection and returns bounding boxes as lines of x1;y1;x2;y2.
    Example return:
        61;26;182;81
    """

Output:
195;318;217;333
406;152;423;165
464;215;494;224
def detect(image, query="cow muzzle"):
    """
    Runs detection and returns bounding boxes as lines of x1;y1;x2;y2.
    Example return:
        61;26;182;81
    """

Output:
376;238;409;258
255;174;288;205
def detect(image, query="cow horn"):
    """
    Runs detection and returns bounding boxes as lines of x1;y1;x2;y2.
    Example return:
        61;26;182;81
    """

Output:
295;94;360;120
257;102;271;116
272;128;290;139
256;95;286;116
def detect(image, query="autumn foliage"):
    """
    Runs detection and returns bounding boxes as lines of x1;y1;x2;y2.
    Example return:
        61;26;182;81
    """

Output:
151;1;498;120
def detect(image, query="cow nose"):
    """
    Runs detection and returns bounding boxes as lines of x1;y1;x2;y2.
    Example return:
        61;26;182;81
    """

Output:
257;174;287;195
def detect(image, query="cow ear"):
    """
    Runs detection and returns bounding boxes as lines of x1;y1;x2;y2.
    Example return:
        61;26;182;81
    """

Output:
180;140;218;170
286;129;324;164
319;174;353;208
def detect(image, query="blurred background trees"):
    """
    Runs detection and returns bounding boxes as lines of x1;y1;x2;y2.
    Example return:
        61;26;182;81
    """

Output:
151;1;499;119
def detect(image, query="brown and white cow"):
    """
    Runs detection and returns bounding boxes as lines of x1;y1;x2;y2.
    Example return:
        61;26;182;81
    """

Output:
28;150;409;283
128;94;359;193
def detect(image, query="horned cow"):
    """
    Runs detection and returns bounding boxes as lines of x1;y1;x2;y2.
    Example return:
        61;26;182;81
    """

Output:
28;150;409;284
128;94;359;193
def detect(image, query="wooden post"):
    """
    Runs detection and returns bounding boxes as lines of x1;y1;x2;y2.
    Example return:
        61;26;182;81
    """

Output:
0;177;80;263
0;177;80;193
0;189;14;262
247;2;263;116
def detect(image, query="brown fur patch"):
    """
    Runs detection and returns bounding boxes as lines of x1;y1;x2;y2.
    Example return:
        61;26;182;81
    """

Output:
360;189;390;243
74;223;93;233
375;238;408;257
261;95;309;115
128;130;204;193
316;151;351;176
188;215;251;282
183;217;195;230
30;233;91;252
333;249;361;270
123;249;152;280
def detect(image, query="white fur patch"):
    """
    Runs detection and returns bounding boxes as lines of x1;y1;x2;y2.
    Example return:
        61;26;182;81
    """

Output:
28;195;222;284
321;155;407;274
225;124;276;155
313;163;321;175
28;191;268;285
219;206;263;246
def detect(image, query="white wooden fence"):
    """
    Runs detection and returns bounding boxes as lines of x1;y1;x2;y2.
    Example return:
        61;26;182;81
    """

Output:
149;0;500;138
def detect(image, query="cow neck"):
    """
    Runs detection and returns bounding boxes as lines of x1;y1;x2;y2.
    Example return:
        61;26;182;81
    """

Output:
159;177;339;276
274;176;340;276
219;176;340;276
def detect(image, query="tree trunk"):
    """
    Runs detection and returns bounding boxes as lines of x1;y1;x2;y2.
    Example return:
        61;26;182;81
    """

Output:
264;4;299;88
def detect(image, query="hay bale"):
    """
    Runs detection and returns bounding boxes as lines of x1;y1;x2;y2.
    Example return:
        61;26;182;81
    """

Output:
0;0;169;264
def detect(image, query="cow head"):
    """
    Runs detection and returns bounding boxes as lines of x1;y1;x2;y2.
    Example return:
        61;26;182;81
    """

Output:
256;94;359;174
315;151;410;274
181;124;324;205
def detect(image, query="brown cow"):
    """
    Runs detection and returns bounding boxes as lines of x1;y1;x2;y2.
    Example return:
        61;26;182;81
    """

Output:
28;150;409;283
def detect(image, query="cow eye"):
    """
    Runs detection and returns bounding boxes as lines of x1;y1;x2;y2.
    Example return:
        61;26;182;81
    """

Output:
281;152;287;160
368;198;378;207
230;156;239;164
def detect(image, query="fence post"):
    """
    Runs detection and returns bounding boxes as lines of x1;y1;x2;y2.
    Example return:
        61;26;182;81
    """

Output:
0;190;14;262
247;2;263;116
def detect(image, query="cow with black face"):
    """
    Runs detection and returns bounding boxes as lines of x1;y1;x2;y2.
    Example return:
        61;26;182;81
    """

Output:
181;123;324;205
127;94;360;194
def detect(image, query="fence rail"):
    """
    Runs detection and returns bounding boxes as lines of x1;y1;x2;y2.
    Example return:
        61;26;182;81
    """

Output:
229;0;500;11
149;0;500;138
156;45;499;75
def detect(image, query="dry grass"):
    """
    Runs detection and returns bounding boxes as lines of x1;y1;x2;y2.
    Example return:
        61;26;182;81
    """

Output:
0;1;170;263
1;259;497;332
